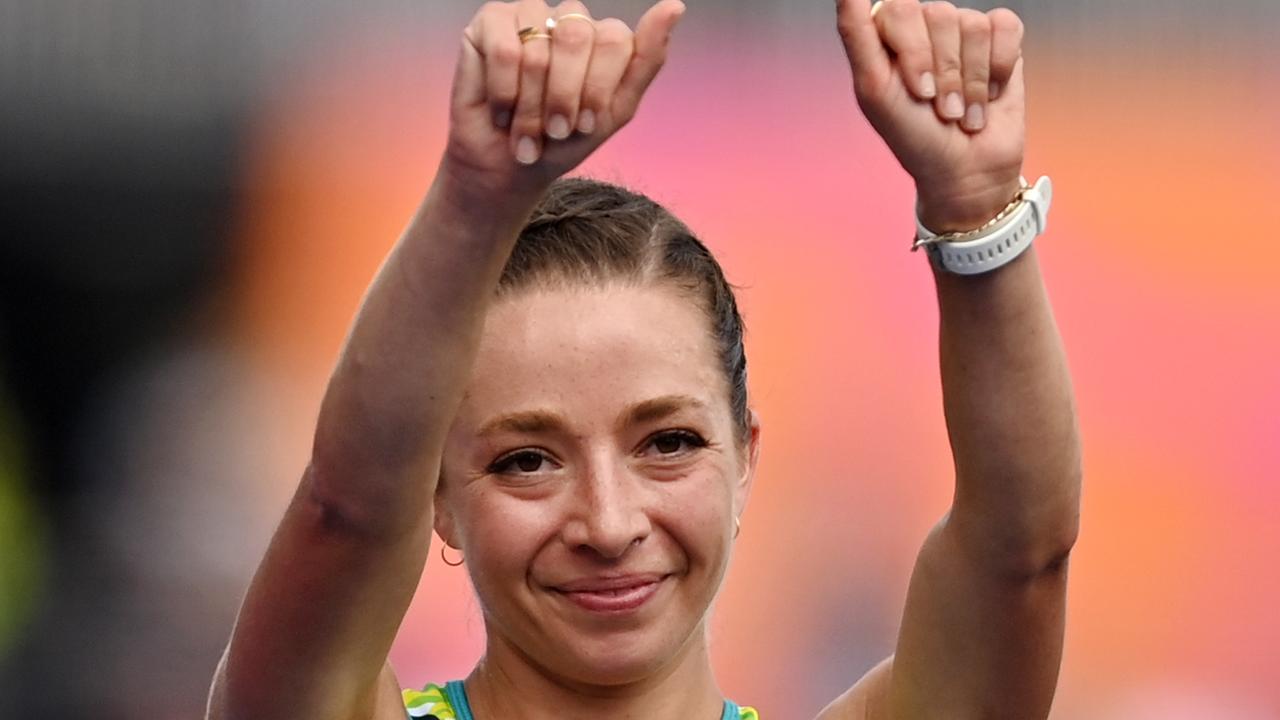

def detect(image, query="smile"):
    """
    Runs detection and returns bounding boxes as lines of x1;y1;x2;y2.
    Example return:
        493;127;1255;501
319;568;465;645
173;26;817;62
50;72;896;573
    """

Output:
552;574;669;614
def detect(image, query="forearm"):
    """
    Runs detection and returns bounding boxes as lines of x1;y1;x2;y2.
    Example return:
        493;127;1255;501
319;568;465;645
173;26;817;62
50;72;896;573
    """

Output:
211;170;540;720
310;165;540;532
933;245;1081;576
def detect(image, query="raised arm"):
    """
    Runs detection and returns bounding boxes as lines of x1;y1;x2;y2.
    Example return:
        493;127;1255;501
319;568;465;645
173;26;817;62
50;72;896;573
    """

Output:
205;3;686;719
822;1;1081;718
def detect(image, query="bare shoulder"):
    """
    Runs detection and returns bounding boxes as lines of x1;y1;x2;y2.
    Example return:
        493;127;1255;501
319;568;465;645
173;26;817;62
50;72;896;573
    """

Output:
814;655;895;720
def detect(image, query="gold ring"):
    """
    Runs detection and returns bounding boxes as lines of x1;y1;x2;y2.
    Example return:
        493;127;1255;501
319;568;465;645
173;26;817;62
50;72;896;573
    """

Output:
518;26;552;43
870;0;889;18
548;13;593;30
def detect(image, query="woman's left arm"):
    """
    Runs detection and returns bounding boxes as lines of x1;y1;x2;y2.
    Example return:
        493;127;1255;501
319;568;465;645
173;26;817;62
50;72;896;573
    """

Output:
823;1;1081;718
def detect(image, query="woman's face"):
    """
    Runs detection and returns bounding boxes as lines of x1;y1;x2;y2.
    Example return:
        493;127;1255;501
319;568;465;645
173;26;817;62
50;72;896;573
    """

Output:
437;283;759;686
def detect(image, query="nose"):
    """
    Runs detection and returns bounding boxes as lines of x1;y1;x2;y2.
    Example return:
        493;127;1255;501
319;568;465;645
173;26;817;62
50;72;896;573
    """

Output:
561;454;651;560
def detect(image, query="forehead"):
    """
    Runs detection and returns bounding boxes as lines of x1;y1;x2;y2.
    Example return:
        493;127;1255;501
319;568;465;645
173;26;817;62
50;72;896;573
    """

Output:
457;284;724;429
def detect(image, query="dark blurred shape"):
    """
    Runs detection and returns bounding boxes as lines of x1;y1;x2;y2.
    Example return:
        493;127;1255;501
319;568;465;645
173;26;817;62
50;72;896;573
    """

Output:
0;0;438;711
2;2;255;717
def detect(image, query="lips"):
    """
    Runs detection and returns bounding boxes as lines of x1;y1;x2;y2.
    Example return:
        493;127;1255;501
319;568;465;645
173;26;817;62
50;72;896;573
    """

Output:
552;574;668;613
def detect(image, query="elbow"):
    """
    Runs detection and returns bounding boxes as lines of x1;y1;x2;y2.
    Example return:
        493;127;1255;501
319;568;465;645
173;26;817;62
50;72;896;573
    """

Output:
299;457;432;542
948;484;1081;581
955;522;1077;582
1000;509;1080;580
1024;524;1078;578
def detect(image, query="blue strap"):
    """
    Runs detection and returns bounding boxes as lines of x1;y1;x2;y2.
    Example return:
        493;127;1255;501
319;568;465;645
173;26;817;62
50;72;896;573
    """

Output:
721;699;742;720
444;680;475;720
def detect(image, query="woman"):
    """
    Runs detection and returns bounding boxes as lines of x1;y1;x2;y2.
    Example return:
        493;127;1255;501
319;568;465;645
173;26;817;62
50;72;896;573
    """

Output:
207;0;1081;717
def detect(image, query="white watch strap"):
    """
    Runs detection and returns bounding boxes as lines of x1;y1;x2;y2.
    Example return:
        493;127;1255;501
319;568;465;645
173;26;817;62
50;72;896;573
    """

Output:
916;176;1053;275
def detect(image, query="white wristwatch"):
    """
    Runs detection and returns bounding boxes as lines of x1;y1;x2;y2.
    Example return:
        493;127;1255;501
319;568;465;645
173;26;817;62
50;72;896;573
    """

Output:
913;176;1053;275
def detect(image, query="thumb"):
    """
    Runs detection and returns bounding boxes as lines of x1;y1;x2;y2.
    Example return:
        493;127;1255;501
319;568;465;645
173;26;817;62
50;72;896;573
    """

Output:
636;0;687;50
835;0;890;91
451;30;486;110
615;0;687;114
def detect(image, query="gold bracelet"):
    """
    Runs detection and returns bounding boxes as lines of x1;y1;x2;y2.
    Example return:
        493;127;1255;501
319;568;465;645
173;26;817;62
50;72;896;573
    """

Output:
912;180;1033;251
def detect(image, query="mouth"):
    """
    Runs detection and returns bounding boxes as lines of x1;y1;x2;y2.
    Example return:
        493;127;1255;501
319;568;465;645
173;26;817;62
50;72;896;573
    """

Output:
552;574;669;614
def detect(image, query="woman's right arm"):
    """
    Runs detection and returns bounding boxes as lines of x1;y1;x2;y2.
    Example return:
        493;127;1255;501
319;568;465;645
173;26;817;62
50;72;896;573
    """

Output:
206;2;685;718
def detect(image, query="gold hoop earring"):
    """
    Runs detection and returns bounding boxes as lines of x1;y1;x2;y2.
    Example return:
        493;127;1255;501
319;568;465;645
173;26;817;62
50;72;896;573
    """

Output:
441;543;465;567
733;516;742;540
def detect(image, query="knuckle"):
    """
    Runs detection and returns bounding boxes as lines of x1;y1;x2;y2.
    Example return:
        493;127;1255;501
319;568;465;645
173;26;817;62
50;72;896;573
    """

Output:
922;1;956;21
964;78;989;97
522;49;550;74
988;7;1024;33
593;19;632;48
936;55;961;76
492;42;523;68
882;1;912;21
905;45;933;70
514;102;544;125
958;8;989;33
554;23;593;51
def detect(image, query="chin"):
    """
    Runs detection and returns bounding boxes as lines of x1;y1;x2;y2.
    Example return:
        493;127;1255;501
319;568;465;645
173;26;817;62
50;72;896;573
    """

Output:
554;631;689;687
543;603;709;689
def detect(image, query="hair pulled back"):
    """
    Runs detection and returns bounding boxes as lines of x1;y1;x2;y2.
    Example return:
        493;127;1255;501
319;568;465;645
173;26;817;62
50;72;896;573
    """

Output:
498;177;749;443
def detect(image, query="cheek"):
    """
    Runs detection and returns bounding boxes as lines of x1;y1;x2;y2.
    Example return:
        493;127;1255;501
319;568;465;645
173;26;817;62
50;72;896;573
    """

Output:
458;492;551;588
655;472;735;567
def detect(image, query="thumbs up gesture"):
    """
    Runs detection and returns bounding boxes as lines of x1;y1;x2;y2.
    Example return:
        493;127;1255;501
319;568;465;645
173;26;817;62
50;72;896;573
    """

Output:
443;0;686;201
836;0;1027;232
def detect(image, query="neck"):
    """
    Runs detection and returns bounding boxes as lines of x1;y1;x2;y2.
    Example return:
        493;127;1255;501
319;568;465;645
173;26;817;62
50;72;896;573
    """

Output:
465;620;725;720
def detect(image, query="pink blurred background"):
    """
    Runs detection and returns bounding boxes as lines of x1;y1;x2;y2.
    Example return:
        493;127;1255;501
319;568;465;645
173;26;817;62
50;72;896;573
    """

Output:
1;1;1277;717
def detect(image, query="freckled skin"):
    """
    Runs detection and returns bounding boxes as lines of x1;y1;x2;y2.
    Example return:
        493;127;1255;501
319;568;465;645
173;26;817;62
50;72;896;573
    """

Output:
436;284;758;689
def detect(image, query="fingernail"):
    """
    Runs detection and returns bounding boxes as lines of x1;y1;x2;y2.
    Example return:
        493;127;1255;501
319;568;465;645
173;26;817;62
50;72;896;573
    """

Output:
944;92;964;119
989;81;1000;101
547;114;570;140
516;136;539;165
920;72;937;99
577;108;596;134
495;109;511;128
963;103;985;131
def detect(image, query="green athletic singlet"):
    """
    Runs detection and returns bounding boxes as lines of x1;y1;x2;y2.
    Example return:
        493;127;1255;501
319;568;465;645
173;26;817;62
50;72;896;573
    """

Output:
402;681;760;719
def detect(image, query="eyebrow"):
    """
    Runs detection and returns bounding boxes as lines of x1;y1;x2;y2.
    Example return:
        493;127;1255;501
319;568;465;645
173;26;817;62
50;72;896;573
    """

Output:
476;410;568;438
474;395;709;439
618;394;709;430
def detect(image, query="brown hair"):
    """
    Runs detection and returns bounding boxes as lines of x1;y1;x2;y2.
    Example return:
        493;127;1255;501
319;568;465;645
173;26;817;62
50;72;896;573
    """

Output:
498;177;749;443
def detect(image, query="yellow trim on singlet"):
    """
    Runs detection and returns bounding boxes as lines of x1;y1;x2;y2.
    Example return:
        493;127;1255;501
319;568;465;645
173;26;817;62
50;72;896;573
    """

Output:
402;683;759;719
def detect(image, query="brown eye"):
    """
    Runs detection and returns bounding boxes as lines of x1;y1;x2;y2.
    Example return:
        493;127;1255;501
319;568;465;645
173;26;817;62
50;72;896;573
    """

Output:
488;450;553;475
654;434;684;454
647;430;707;456
513;452;544;472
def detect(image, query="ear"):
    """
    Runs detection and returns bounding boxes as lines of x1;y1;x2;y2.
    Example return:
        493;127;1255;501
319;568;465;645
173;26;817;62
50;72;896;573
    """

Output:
733;408;762;518
433;473;461;550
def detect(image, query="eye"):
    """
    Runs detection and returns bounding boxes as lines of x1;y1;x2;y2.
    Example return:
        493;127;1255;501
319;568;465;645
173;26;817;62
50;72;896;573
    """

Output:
488;450;556;475
644;430;708;456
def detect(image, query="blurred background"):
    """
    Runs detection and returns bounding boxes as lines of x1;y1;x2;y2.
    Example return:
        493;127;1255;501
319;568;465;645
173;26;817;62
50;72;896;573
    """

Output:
2;0;1278;717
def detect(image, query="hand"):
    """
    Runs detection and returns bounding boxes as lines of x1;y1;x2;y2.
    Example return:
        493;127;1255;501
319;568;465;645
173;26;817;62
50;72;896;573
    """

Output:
442;0;686;202
836;0;1026;231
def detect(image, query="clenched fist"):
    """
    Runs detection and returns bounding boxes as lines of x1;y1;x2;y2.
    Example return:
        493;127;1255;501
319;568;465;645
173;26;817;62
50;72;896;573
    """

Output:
836;0;1027;232
444;0;686;199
